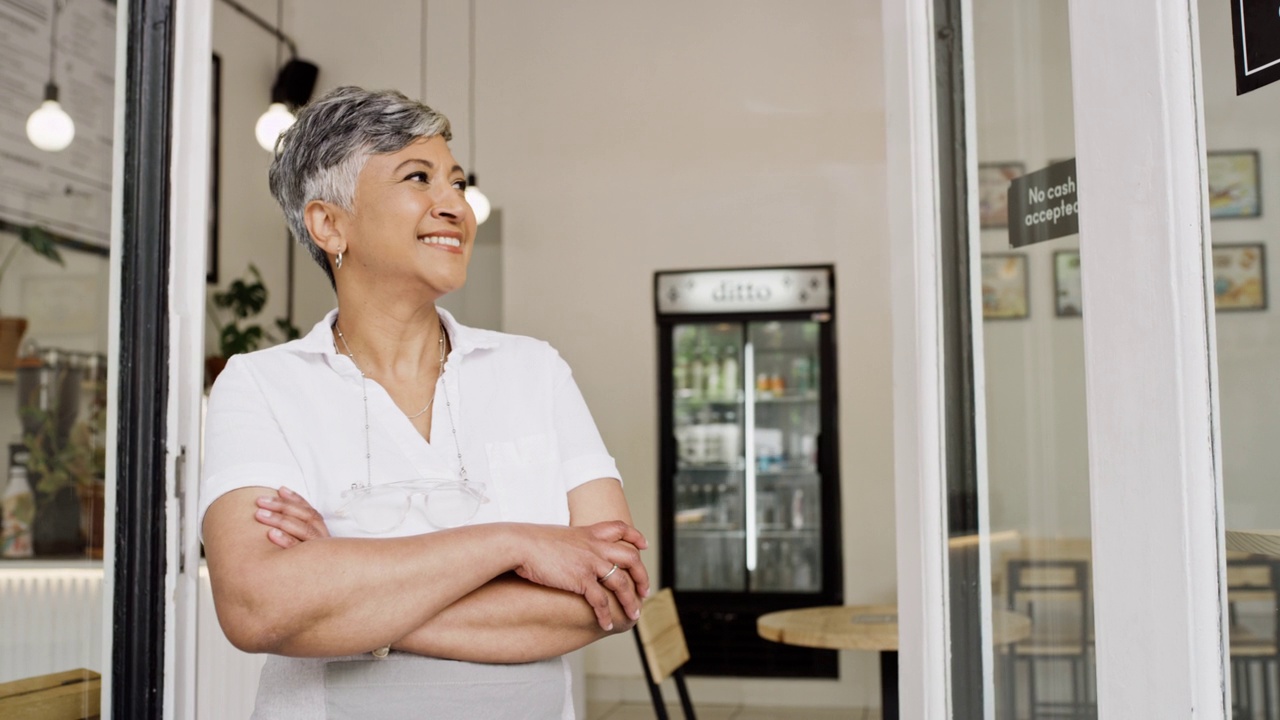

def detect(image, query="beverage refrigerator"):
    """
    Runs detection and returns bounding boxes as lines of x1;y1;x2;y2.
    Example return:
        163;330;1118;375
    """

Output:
654;265;841;678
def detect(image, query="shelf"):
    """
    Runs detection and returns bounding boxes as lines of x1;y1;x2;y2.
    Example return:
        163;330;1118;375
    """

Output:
677;463;746;472
0;558;104;571
676;464;817;475
674;392;743;404
755;393;820;404
673;391;819;405
758;527;821;538
675;527;746;538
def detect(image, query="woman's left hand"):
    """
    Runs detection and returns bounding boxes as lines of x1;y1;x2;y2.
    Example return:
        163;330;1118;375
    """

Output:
254;486;331;548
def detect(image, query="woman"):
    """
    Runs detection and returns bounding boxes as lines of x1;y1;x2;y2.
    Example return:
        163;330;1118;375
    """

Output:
199;86;649;720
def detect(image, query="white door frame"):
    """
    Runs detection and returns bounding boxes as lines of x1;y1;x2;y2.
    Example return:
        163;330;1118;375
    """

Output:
168;0;214;717
886;0;1230;716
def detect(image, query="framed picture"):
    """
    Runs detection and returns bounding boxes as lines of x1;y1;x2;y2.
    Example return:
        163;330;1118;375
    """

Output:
208;53;222;284
1212;243;1267;311
1207;150;1261;219
979;162;1025;229
1054;250;1083;317
981;253;1029;319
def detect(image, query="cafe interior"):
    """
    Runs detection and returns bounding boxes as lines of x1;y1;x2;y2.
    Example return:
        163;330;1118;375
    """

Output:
1;0;1278;718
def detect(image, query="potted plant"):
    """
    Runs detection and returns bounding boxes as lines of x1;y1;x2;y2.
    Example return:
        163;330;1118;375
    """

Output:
0;226;65;370
205;264;299;386
22;405;102;557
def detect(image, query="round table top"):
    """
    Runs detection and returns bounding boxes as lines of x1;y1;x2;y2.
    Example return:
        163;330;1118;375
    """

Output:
757;604;1032;652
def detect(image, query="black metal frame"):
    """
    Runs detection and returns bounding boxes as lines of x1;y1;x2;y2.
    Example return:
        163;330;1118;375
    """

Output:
653;264;841;679
1226;557;1280;719
932;0;988;715
113;0;173;716
632;629;698;720
1005;559;1095;720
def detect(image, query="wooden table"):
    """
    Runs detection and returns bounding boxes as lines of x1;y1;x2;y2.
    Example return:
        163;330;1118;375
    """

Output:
758;604;1031;720
1226;530;1280;558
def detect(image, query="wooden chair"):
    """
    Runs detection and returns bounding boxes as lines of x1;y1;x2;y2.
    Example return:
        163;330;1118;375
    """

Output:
1226;557;1280;719
633;588;697;720
1005;558;1095;719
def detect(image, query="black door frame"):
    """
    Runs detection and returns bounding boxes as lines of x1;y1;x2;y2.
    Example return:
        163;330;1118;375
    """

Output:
113;0;173;716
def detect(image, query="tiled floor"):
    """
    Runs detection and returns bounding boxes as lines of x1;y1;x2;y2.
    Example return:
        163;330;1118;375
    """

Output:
586;701;878;719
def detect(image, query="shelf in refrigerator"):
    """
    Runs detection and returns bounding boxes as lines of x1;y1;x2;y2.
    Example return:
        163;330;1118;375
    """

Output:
757;527;821;538
753;392;820;404
677;462;746;472
675;527;746;537
674;391;744;405
756;465;818;477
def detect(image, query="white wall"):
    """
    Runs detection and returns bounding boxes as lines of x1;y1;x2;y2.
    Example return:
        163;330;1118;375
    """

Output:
1197;0;1280;530
970;0;1280;541
213;0;892;710
972;0;1091;540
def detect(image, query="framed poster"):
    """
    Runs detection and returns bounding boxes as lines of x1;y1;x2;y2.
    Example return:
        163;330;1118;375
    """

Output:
1207;150;1261;219
1212;243;1267;311
1054;250;1083;317
979;162;1025;229
981;253;1029;319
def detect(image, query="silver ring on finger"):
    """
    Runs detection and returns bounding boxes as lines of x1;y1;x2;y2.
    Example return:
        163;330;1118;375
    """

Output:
599;564;619;582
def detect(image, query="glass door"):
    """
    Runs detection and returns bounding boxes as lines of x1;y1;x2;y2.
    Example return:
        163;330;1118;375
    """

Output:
888;0;1230;716
671;322;746;591
746;319;822;593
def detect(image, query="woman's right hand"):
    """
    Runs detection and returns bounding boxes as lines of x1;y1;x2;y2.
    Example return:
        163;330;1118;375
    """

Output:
512;521;650;631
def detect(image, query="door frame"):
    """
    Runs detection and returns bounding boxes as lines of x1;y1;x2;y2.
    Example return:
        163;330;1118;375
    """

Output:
886;0;1230;717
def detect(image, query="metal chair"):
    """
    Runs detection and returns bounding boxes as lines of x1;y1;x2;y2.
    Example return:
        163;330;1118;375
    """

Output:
632;588;697;720
1227;557;1280;719
1006;558;1094;719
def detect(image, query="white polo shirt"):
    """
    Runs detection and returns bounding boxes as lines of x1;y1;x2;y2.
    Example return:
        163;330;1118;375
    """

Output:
199;306;622;540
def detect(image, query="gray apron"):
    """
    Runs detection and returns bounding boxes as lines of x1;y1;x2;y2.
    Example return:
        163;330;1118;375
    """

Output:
251;652;570;720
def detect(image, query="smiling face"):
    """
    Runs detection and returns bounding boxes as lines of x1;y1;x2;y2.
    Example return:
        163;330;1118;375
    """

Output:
337;135;477;301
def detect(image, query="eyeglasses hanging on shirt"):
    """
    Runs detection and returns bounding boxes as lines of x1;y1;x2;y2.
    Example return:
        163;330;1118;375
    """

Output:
336;478;489;533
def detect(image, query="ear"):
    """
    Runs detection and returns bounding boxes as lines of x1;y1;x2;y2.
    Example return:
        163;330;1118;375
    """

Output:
303;200;348;260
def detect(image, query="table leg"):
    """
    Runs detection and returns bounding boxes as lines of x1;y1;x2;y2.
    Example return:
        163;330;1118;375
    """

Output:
880;650;899;720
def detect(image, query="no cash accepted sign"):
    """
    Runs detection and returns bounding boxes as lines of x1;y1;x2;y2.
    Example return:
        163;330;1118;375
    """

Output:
1006;158;1079;248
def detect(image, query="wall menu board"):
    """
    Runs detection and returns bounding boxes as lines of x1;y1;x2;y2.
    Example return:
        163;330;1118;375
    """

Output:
0;0;115;248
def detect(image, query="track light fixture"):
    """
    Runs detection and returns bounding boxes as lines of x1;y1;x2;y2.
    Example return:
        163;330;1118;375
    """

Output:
219;0;318;152
465;0;493;224
26;0;74;152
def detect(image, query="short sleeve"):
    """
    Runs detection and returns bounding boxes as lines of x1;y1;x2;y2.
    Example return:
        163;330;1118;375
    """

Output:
550;352;621;492
198;355;308;541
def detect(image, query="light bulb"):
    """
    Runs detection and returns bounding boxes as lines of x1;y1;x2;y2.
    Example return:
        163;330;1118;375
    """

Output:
465;185;491;225
255;102;296;152
26;99;75;152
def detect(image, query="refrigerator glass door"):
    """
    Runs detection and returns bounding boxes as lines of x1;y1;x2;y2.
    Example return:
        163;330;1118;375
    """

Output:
746;320;822;593
671;322;746;591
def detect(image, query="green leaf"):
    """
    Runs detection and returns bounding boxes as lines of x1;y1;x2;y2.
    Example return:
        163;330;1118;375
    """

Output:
275;317;301;341
19;226;65;266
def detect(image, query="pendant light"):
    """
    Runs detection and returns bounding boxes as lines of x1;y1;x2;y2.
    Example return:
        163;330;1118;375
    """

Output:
26;0;74;152
253;0;317;152
464;0;492;224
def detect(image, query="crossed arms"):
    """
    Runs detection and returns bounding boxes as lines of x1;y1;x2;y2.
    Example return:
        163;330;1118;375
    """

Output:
201;477;649;663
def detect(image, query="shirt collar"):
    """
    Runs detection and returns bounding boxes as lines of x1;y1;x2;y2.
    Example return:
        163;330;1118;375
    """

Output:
294;306;500;358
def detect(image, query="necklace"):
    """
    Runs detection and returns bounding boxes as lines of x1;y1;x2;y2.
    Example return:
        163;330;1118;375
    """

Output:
334;317;470;487
335;322;444;420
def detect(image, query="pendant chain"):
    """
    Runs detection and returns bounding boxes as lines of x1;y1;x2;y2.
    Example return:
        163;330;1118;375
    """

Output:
335;318;469;487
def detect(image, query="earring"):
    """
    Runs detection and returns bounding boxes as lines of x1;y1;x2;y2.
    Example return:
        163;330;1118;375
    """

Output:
336;250;343;270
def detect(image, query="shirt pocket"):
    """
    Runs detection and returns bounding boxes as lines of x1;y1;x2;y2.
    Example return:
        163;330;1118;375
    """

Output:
485;432;570;526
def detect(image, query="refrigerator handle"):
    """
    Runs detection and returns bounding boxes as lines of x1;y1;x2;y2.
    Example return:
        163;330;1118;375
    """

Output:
744;341;757;575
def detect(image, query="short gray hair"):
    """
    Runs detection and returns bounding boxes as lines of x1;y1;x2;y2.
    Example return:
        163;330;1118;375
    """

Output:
267;86;453;289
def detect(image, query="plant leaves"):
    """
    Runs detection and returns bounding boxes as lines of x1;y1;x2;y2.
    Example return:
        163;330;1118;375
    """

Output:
19;226;65;266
